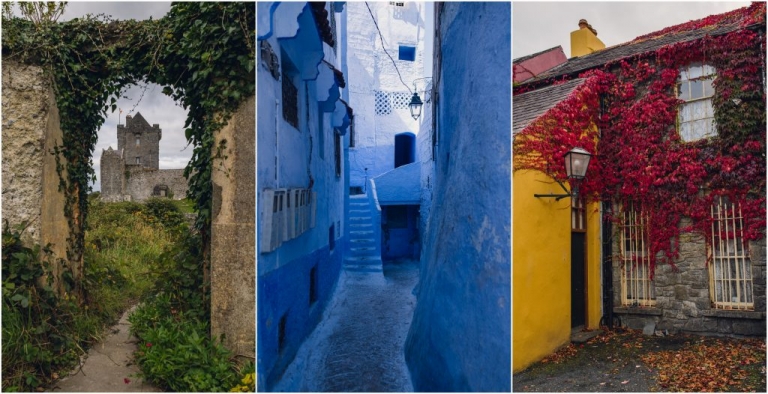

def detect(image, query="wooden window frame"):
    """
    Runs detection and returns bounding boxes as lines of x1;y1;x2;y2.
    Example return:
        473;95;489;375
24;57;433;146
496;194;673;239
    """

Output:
677;63;717;142
619;202;656;306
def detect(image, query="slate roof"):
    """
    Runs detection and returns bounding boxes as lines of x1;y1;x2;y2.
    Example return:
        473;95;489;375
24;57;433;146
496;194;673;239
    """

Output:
521;14;763;85
513;78;585;134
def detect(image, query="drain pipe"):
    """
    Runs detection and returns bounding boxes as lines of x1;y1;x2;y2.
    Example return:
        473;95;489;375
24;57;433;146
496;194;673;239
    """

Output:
601;199;616;329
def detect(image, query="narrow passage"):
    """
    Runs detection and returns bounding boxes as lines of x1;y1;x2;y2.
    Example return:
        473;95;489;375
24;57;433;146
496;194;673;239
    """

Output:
51;306;159;392
274;259;419;392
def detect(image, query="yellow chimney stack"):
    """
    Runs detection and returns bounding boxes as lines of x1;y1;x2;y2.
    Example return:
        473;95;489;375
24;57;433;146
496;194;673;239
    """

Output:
570;19;605;58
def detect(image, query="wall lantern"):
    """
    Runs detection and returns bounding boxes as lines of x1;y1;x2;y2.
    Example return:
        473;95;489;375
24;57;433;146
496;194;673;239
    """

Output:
408;92;424;120
534;147;592;201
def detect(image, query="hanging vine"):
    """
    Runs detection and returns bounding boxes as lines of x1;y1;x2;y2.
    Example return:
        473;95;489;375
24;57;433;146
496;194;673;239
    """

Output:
514;3;766;274
1;2;255;299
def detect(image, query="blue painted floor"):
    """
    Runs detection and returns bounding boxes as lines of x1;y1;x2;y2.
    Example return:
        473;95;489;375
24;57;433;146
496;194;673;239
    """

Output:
273;259;419;392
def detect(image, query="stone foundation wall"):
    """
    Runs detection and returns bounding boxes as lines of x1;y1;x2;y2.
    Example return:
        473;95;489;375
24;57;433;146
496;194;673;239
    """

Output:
613;218;766;336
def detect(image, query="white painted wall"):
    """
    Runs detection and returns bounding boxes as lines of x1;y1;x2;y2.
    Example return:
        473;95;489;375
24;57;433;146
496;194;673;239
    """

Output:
346;2;428;189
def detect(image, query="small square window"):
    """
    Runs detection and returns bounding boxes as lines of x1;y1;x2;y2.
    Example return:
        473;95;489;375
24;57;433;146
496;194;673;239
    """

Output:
398;45;416;61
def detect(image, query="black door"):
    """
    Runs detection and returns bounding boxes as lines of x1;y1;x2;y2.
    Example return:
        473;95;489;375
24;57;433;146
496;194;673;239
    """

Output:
571;232;586;328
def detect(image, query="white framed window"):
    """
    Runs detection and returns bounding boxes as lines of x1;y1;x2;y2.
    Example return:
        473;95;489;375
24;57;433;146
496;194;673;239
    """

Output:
709;197;753;310
620;202;656;306
678;63;716;142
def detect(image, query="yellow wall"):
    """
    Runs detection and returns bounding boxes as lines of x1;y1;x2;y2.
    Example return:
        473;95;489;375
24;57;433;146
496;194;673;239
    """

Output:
512;170;603;372
570;28;605;58
513;169;572;372
585;200;602;329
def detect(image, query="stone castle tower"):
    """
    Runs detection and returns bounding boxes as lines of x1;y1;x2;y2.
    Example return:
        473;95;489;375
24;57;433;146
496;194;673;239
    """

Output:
117;113;161;169
100;112;188;202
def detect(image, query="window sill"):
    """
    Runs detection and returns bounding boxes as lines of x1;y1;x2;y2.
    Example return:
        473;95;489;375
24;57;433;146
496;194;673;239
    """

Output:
613;306;663;316
701;309;765;320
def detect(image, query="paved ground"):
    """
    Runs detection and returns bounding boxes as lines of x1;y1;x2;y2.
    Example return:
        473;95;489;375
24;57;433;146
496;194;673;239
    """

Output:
274;259;419;392
50;306;160;392
514;328;766;392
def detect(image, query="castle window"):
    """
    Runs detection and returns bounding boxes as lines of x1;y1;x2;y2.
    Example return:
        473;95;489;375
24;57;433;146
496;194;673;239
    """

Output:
709;197;753;310
619;201;655;307
136;157;141;165
135;136;140;146
678;63;716;142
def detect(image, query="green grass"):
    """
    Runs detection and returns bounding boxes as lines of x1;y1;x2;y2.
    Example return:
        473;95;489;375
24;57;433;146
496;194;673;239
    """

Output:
171;198;196;214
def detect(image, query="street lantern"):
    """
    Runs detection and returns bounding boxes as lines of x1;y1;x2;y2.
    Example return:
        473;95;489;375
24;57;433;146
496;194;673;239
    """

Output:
409;92;423;120
564;147;592;180
534;147;593;201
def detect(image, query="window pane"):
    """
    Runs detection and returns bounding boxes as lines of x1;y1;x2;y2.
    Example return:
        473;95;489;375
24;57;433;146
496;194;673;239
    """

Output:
705;100;714;118
703;79;714;97
679;122;692;141
678;82;690;100
703;64;716;76
692;101;706;120
689;64;703;79
679;103;692;122
690;80;704;99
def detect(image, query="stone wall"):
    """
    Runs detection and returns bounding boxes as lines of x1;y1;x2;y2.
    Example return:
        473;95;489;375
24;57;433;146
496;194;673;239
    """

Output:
124;168;188;201
100;148;125;200
211;95;255;359
2;60;69;264
613;219;766;336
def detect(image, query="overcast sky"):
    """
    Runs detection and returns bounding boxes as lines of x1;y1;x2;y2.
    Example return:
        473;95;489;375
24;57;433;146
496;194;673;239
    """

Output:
513;2;751;60
54;2;192;191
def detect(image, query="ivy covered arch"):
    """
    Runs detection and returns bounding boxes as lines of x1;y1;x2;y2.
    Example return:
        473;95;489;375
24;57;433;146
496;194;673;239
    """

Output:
2;2;255;299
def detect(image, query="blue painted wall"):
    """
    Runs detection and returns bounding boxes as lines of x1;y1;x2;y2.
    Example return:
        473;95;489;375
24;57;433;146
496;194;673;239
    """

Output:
405;3;511;391
257;3;349;390
372;162;420;205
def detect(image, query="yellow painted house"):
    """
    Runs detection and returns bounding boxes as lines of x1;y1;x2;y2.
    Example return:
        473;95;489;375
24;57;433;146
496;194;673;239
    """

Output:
512;24;605;372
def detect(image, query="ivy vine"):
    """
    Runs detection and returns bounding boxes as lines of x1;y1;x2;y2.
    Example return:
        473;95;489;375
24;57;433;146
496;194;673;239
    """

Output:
2;2;255;299
514;3;766;274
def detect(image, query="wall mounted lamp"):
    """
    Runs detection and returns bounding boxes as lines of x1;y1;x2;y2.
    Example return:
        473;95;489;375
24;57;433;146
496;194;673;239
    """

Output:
408;77;432;120
534;147;592;201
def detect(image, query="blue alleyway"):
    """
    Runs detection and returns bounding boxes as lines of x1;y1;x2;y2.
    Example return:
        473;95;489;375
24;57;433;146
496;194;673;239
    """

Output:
273;260;419;392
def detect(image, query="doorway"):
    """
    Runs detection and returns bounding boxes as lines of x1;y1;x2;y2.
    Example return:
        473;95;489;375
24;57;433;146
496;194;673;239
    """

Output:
571;197;587;328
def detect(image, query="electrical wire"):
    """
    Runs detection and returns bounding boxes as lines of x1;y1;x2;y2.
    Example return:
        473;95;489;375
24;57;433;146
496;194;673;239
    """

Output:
364;2;412;94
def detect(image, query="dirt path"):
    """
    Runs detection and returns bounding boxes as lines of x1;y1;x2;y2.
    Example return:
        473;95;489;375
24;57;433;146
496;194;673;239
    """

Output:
50;306;160;392
274;259;419;392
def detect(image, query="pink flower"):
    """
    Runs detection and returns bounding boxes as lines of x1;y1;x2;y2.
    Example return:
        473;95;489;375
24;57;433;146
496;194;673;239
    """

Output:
146;343;152;347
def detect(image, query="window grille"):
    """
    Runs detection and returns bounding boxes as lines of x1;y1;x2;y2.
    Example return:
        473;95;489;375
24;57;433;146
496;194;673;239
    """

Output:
620;202;656;306
709;197;753;310
375;90;412;115
678;63;716;142
282;74;299;129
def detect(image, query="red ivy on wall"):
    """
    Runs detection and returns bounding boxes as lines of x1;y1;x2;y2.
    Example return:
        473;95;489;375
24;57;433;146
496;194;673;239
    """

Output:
514;3;766;274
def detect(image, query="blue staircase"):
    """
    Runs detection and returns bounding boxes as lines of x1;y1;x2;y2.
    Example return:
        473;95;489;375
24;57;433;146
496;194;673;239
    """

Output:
345;194;382;272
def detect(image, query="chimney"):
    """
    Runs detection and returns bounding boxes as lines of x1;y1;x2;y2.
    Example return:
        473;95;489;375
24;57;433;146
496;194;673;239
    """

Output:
570;19;605;58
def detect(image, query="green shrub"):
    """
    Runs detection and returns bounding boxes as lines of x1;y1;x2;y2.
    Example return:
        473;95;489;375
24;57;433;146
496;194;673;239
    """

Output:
129;296;239;392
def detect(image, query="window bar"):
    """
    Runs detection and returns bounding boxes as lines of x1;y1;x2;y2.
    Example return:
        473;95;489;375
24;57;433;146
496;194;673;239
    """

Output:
724;198;733;308
731;201;742;309
709;202;716;305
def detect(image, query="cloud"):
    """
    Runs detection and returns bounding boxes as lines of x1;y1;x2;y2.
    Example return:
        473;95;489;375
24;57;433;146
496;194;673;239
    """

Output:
513;2;751;60
60;2;170;22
